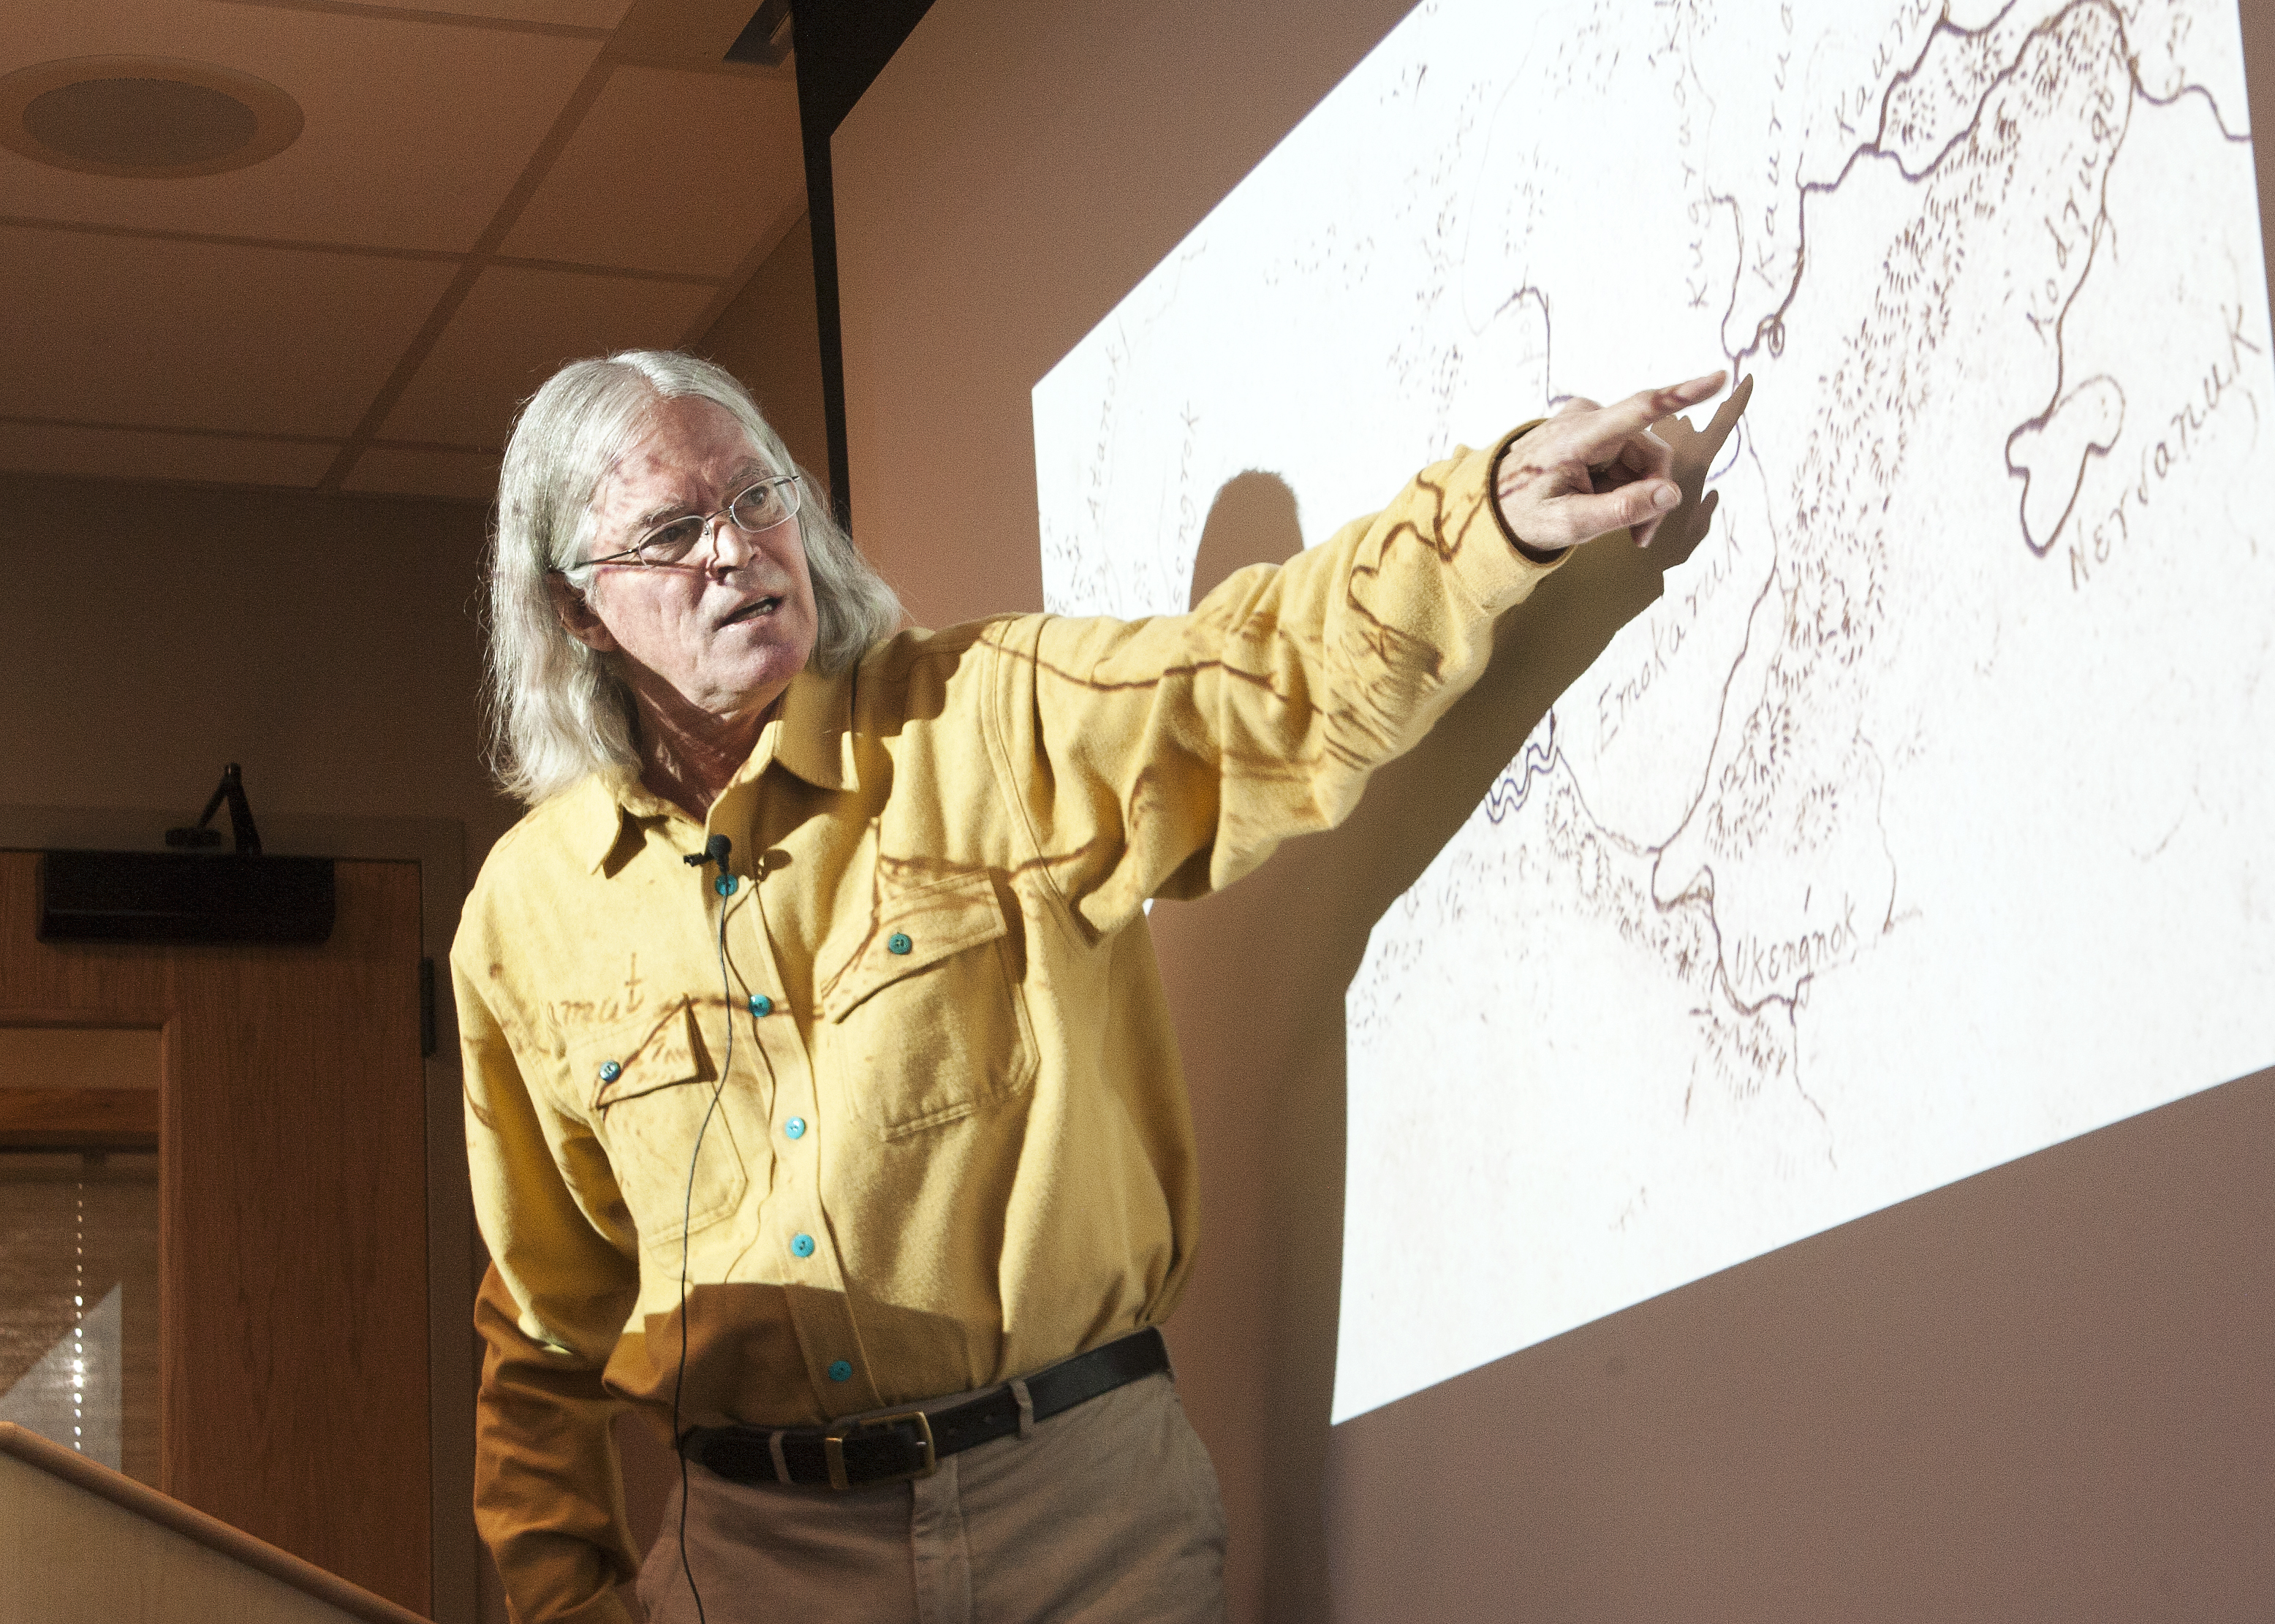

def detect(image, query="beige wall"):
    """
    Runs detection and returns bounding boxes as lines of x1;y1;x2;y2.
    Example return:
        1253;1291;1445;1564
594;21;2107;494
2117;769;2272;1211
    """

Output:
828;3;2275;1622
0;475;512;863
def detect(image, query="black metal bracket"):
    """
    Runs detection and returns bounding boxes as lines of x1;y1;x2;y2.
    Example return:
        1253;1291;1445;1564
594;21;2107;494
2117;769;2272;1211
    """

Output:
166;762;263;855
726;0;793;65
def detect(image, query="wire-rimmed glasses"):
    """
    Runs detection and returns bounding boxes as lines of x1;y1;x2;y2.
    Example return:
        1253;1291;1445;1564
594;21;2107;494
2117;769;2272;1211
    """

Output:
574;474;802;572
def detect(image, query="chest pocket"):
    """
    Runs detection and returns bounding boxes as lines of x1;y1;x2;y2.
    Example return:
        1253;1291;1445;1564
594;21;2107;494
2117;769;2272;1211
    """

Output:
818;868;1038;1139
570;1000;750;1247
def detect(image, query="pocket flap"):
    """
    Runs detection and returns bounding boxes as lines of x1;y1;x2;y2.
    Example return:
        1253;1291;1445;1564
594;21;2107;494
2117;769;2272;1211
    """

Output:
820;870;1010;1023
581;1001;710;1113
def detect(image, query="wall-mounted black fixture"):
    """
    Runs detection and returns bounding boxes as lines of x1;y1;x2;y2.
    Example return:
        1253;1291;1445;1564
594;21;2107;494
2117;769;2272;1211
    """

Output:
38;763;335;944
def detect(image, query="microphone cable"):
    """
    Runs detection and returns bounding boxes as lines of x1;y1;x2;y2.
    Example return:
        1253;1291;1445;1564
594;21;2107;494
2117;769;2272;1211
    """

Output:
671;831;735;1624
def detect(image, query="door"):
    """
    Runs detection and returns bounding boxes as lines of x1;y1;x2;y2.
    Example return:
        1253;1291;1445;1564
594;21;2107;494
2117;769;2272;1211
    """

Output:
0;852;430;1614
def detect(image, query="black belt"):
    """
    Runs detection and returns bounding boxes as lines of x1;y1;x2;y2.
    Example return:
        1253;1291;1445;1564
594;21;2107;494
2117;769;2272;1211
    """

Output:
677;1327;1170;1491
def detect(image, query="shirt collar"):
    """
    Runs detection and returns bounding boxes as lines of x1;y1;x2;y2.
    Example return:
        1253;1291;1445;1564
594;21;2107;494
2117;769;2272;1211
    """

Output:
575;665;858;873
771;664;857;794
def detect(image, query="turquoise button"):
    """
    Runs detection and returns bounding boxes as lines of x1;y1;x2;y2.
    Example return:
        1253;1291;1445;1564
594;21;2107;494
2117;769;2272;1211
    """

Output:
887;932;912;955
784;1117;806;1140
791;1232;816;1258
715;874;738;897
827;1359;853;1383
597;1060;621;1082
749;994;773;1017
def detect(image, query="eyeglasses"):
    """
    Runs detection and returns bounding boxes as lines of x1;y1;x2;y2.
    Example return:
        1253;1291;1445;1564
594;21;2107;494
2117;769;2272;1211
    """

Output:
574;474;802;572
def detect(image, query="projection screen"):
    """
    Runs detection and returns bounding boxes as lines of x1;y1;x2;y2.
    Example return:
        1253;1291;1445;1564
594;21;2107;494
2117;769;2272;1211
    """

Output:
1029;0;2275;1423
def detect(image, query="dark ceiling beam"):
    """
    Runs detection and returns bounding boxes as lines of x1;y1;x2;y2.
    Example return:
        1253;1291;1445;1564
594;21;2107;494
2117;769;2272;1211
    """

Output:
783;0;937;532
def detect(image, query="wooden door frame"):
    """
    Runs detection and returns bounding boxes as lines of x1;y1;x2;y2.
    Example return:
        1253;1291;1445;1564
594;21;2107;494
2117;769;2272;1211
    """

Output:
0;802;476;1624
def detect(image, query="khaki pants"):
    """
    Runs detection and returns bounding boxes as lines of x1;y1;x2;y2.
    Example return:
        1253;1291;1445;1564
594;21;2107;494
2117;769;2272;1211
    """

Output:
637;1372;1228;1624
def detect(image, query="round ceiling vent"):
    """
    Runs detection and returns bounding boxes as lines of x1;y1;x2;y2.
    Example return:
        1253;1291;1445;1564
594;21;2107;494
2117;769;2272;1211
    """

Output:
0;56;302;178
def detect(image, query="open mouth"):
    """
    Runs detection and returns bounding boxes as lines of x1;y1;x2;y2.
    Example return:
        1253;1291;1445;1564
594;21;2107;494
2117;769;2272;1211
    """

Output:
721;596;781;628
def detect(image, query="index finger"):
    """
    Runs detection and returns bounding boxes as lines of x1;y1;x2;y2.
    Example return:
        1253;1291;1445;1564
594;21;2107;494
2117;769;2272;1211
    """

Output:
1566;371;1728;460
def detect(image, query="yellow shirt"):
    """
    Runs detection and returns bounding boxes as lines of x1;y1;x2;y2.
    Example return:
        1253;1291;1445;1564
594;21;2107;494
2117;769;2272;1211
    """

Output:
453;431;1557;1623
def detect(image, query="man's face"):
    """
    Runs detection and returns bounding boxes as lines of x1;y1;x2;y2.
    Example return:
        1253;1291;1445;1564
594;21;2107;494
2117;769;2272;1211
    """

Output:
564;395;819;723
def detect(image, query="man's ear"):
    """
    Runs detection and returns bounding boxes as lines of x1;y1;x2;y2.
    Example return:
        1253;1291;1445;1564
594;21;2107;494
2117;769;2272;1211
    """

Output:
546;572;619;653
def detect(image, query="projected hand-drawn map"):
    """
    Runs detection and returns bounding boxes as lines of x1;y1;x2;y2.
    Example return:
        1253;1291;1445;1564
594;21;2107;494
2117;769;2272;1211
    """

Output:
1030;0;2275;1422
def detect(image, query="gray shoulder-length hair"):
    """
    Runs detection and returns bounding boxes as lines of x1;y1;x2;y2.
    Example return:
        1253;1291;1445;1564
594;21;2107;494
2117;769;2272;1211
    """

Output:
483;350;903;807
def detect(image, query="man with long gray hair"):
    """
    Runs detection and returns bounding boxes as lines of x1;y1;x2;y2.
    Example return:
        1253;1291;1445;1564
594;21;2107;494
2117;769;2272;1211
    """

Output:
454;349;1733;1623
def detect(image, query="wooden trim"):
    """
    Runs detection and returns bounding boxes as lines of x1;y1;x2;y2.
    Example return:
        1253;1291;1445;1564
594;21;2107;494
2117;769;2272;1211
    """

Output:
0;1422;432;1623
0;1005;167;1028
0;1084;159;1147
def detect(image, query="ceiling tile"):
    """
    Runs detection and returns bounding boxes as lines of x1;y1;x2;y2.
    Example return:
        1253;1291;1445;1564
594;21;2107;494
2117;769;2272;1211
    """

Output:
344;445;502;502
0;421;336;487
0;224;456;437
378;264;716;447
500;64;804;277
0;0;602;252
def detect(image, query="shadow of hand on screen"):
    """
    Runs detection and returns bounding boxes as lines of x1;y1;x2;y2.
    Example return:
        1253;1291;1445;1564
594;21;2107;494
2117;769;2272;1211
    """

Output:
1550;372;1753;618
1151;387;1747;1621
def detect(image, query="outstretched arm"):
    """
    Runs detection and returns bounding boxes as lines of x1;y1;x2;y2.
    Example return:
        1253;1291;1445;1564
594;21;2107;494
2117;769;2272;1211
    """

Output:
986;373;1749;931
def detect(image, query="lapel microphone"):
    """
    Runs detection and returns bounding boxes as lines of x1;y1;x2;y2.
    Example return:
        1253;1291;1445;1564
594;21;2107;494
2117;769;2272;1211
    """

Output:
683;834;733;870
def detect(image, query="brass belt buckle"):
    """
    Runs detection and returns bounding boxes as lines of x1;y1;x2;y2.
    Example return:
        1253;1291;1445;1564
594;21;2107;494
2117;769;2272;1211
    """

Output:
822;1409;936;1491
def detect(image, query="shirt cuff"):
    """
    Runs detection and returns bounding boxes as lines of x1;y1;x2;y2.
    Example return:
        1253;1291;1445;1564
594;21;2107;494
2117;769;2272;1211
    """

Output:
1428;422;1567;619
1485;422;1572;566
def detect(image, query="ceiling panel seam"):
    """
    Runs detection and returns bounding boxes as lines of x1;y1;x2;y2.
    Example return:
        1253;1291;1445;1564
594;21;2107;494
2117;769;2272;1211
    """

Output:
200;0;800;77
0;216;731;287
0;413;345;447
0;466;491;503
594;55;790;81
202;0;613;41
487;254;722;285
366;436;504;453
0;215;461;265
0;414;507;457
